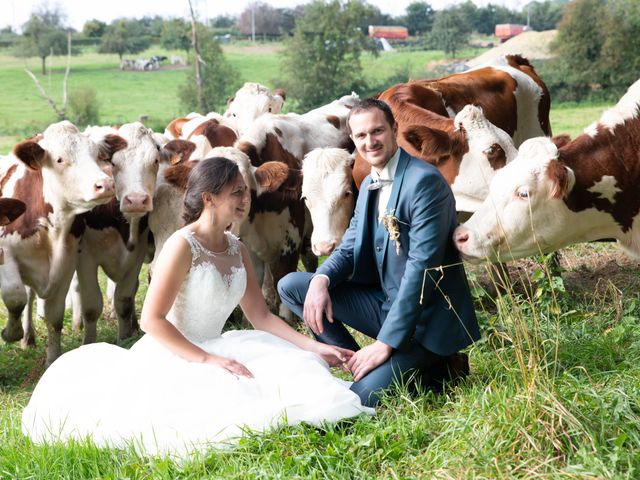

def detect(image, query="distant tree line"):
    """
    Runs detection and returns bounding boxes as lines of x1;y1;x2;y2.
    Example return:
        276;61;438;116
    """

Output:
5;0;639;117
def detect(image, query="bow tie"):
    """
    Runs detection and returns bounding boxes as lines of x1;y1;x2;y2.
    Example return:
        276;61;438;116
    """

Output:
367;178;394;191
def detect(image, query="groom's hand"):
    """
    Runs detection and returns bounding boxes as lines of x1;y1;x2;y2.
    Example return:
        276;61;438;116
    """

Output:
347;340;392;381
303;275;333;335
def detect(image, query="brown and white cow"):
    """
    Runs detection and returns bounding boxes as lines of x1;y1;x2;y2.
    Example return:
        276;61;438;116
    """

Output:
70;124;192;345
352;55;551;213
454;78;640;263
301;148;355;256
233;93;359;306
0;121;123;365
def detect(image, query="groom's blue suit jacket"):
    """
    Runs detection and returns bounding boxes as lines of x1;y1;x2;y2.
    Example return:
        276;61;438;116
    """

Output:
316;148;480;356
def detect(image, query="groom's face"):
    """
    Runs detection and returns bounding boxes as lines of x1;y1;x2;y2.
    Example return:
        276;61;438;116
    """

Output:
349;109;398;172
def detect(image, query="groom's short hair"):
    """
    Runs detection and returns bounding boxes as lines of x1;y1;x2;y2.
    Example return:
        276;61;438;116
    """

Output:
347;98;396;135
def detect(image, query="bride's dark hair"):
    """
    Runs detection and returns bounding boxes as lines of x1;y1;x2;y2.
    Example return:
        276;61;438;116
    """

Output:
182;156;240;224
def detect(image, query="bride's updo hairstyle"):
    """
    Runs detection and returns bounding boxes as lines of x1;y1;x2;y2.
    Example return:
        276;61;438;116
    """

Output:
182;156;240;224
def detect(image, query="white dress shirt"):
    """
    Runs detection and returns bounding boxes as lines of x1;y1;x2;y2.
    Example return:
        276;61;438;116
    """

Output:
370;148;400;222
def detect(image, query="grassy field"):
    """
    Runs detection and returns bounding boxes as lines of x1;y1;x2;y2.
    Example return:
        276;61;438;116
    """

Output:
0;42;605;153
1;43;639;478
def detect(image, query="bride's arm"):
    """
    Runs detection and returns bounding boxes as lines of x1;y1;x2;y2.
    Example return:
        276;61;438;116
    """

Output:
140;234;252;377
238;242;353;366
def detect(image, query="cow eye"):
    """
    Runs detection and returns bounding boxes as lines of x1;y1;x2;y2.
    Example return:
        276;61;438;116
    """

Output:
517;189;529;199
344;191;352;198
56;157;63;164
268;107;272;112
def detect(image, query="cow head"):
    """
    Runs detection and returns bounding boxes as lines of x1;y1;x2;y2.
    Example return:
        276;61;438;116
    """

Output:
13;121;120;213
224;82;285;134
453;137;577;262
301;148;355;256
403;105;518;213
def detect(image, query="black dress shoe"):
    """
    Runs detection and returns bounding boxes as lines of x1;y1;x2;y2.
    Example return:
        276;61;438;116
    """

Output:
445;352;470;384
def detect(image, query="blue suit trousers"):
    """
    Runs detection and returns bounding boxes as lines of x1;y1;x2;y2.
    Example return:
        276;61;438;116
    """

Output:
278;272;447;407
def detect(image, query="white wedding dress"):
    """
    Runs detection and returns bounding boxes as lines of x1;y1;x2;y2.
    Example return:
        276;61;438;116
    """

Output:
22;229;373;457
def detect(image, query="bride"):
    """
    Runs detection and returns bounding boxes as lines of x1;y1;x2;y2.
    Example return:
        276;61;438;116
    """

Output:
22;156;373;458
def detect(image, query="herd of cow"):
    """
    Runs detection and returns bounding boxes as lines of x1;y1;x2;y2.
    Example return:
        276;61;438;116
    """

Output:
2;54;639;367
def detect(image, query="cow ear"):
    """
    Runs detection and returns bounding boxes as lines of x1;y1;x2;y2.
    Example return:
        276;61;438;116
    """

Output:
483;143;507;170
546;160;575;199
403;125;453;164
164;160;197;190
273;88;286;102
551;134;572;149
98;134;128;162
0;198;26;226
162;139;196;165
254;161;291;194
13;140;46;171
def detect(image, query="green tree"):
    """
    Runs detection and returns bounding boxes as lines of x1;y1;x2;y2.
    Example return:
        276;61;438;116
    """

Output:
598;0;640;90
525;1;567;31
82;19;107;38
15;6;70;75
430;7;471;58
281;0;373;112
161;18;191;54
99;18;151;61
178;26;241;113
403;2;435;35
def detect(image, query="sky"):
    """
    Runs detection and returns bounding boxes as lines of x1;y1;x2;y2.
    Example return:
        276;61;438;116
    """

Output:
2;0;528;32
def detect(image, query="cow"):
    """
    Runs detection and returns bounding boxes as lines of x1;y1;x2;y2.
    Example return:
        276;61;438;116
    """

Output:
352;55;551;214
301;148;355;256
233;93;359;310
224;82;286;135
69;124;192;345
453;78;640;263
0;121;124;366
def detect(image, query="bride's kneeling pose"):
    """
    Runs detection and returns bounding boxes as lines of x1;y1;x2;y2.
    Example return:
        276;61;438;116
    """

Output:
22;156;373;457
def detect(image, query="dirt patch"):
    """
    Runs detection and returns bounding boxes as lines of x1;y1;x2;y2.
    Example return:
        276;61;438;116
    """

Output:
466;30;557;68
467;242;640;299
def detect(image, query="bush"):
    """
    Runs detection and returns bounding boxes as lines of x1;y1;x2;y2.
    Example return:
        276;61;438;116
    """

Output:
68;87;100;126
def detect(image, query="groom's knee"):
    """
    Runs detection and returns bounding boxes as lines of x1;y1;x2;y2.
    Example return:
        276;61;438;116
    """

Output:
277;272;313;308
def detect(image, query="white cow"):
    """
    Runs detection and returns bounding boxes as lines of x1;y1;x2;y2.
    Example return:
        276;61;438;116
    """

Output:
0;121;122;365
224;82;286;135
454;78;640;263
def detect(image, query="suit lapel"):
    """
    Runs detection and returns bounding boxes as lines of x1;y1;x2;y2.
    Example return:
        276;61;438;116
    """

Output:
380;149;410;268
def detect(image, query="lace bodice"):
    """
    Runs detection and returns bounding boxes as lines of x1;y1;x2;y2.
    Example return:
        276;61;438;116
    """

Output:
167;229;247;342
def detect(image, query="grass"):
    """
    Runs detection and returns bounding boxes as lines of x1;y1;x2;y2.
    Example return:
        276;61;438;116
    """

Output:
1;245;639;478
1;41;639;478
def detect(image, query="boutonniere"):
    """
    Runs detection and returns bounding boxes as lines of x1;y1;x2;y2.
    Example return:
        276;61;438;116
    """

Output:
379;209;409;254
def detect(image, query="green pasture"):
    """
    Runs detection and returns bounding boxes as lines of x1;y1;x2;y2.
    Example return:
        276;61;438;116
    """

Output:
0;43;607;153
1;43;639;478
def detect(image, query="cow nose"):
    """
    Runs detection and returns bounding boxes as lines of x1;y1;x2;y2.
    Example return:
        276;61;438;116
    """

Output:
94;178;115;198
315;241;336;256
123;192;151;212
454;227;469;245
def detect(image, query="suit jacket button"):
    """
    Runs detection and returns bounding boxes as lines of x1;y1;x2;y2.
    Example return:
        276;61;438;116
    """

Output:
376;246;381;252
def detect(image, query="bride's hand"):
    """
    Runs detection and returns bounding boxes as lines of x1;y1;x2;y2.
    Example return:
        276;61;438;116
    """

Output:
204;354;254;378
312;343;355;370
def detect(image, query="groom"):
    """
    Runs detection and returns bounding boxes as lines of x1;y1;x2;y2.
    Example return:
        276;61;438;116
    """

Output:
278;98;480;407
